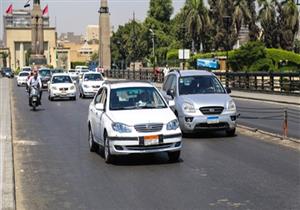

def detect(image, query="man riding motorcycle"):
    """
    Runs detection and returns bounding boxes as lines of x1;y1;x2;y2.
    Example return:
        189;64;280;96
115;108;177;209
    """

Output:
27;70;42;106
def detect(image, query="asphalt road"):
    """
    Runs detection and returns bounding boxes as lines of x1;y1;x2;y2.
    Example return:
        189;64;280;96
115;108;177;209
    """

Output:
235;99;300;139
12;84;300;210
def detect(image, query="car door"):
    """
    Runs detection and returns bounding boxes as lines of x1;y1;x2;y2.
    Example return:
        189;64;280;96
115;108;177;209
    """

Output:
90;88;103;143
98;88;108;144
94;88;107;143
162;75;176;102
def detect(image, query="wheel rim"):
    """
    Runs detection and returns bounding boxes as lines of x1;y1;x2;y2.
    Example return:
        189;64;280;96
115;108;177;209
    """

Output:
89;130;93;148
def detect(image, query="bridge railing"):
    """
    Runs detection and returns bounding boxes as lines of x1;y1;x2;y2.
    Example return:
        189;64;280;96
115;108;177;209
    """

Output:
104;69;300;95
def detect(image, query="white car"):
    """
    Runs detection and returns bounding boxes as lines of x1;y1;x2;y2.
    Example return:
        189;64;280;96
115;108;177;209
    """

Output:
21;66;31;72
79;72;104;98
87;81;182;164
17;71;30;86
48;73;77;101
68;69;79;82
75;66;89;79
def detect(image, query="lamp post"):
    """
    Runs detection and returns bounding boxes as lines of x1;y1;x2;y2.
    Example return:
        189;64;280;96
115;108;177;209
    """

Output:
149;28;155;73
223;15;231;88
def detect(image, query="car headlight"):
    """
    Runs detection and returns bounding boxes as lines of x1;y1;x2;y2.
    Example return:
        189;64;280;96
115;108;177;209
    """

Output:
112;123;132;133
52;86;57;90
70;85;75;90
166;119;179;130
83;84;89;88
182;102;196;114
227;100;236;111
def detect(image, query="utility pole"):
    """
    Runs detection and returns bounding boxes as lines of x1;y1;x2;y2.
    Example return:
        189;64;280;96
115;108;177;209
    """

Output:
149;29;155;74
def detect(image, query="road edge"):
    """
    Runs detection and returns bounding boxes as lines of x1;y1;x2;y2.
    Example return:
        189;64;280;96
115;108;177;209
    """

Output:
237;124;300;151
0;78;16;210
231;95;300;106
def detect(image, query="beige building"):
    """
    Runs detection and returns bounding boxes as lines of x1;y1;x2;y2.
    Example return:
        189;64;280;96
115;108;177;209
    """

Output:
86;25;99;42
3;9;57;69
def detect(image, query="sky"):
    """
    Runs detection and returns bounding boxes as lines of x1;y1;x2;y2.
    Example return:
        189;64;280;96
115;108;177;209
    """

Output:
0;0;186;39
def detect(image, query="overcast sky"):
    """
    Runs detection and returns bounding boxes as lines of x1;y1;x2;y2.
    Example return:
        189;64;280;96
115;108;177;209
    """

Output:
0;0;186;39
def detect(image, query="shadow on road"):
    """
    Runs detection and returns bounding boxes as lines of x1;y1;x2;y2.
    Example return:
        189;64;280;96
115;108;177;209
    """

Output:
183;131;237;139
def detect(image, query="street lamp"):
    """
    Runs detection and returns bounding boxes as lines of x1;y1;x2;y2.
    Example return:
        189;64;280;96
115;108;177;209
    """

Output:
223;15;231;88
149;28;155;73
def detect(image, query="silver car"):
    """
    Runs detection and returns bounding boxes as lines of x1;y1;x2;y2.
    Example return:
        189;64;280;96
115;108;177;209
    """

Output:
161;70;237;136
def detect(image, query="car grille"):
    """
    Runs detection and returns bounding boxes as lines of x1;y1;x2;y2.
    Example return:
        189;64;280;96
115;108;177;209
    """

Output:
134;123;163;133
92;85;100;88
195;122;229;130
125;143;173;151
59;88;68;91
200;106;224;115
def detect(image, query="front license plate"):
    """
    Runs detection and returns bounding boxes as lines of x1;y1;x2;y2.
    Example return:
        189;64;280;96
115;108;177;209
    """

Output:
144;135;159;146
32;97;37;101
207;116;219;124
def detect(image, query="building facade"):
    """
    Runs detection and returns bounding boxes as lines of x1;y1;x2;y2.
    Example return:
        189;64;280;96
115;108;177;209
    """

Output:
3;9;56;69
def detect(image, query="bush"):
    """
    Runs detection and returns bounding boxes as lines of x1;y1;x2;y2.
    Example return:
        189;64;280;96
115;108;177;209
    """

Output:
249;58;275;72
71;62;87;69
266;48;300;70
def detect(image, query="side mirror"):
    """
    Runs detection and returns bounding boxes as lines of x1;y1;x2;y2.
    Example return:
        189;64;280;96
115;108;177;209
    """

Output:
95;103;104;111
167;89;175;98
47;81;50;86
168;100;175;107
226;87;231;94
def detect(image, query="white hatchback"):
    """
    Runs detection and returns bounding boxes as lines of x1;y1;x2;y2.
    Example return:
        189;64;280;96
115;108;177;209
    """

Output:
87;81;182;163
17;71;30;86
48;73;77;101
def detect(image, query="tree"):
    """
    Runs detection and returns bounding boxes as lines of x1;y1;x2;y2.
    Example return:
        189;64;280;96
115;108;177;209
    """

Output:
277;0;299;50
247;0;260;41
258;0;279;48
184;0;211;53
148;0;173;22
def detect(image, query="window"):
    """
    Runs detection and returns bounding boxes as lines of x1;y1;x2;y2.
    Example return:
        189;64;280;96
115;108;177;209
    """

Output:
163;75;174;91
94;88;104;104
52;76;72;84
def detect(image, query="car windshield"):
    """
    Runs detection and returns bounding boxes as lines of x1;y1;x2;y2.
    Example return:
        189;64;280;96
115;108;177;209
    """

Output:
110;87;167;110
19;72;29;77
179;75;225;95
52;69;64;74
4;68;11;73
39;69;51;77
81;69;89;73
22;68;31;72
52;76;72;84
84;74;103;81
69;70;75;73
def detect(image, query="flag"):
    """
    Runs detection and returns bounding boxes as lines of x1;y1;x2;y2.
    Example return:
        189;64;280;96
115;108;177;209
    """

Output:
5;4;13;14
24;0;30;8
42;5;48;16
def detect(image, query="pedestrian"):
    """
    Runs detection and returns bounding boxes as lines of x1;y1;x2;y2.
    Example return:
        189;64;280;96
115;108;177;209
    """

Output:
163;65;170;77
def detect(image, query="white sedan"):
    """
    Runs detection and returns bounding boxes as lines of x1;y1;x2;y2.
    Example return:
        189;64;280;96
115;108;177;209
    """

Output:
79;72;104;98
17;71;30;86
48;73;77;101
87;81;182;164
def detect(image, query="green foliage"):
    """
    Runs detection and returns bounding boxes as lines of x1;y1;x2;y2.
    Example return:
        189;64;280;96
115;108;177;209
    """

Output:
71;62;86;69
294;40;300;54
249;58;275;72
148;0;173;22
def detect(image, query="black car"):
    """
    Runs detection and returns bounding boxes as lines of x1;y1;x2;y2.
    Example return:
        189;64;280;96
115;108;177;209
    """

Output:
39;68;52;88
1;68;14;78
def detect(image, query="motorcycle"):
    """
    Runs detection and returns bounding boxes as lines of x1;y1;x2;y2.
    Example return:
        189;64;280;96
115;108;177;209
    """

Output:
29;86;40;111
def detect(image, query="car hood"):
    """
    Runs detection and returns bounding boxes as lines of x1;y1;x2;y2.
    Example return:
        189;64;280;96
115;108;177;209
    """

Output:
179;94;232;108
51;83;74;88
82;81;104;86
17;76;27;80
108;108;176;126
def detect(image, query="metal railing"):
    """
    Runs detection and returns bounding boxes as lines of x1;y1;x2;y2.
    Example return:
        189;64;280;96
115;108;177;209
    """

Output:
104;69;300;94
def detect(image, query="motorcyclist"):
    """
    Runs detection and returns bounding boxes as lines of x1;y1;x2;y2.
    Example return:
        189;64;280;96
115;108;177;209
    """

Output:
27;69;42;105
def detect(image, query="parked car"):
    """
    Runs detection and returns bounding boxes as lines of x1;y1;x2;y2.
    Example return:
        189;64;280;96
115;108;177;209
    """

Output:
51;69;64;74
48;73;76;101
161;70;237;136
39;68;52;88
75;66;89;79
21;66;32;72
1;68;14;78
17;71;30;86
68;69;79;82
79;72;104;98
87;81;182;163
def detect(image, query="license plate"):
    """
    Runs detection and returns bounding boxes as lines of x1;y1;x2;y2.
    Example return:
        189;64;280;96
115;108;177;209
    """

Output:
207;116;219;124
32;97;37;101
144;135;159;146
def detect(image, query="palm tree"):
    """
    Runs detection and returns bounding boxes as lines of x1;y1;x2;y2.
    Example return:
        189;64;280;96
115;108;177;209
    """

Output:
246;0;260;41
278;0;299;50
232;0;251;37
258;0;279;48
184;0;211;52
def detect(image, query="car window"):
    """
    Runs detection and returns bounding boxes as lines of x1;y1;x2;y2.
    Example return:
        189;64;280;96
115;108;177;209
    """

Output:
170;76;177;94
52;76;72;84
179;75;225;95
163;75;173;91
109;87;167;110
100;88;107;107
94;88;104;105
39;70;51;77
84;74;103;81
19;72;29;77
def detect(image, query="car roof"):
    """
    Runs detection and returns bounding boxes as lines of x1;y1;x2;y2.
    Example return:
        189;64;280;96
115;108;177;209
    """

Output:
51;73;70;77
104;80;154;89
19;71;29;75
170;70;214;77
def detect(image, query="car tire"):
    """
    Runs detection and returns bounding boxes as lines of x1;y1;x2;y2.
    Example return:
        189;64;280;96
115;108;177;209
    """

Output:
48;95;53;101
104;133;114;164
226;128;236;137
71;96;76;101
168;151;180;162
79;92;82;98
88;128;98;152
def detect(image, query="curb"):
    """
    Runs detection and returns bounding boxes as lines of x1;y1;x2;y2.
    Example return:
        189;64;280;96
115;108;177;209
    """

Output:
0;78;16;210
231;95;300;106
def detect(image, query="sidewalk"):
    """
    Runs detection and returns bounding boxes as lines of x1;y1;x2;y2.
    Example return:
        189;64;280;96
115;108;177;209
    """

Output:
0;78;15;210
152;82;299;106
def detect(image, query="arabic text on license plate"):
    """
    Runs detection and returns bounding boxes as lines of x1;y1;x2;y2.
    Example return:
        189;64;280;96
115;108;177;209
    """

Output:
207;116;219;124
144;135;159;146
